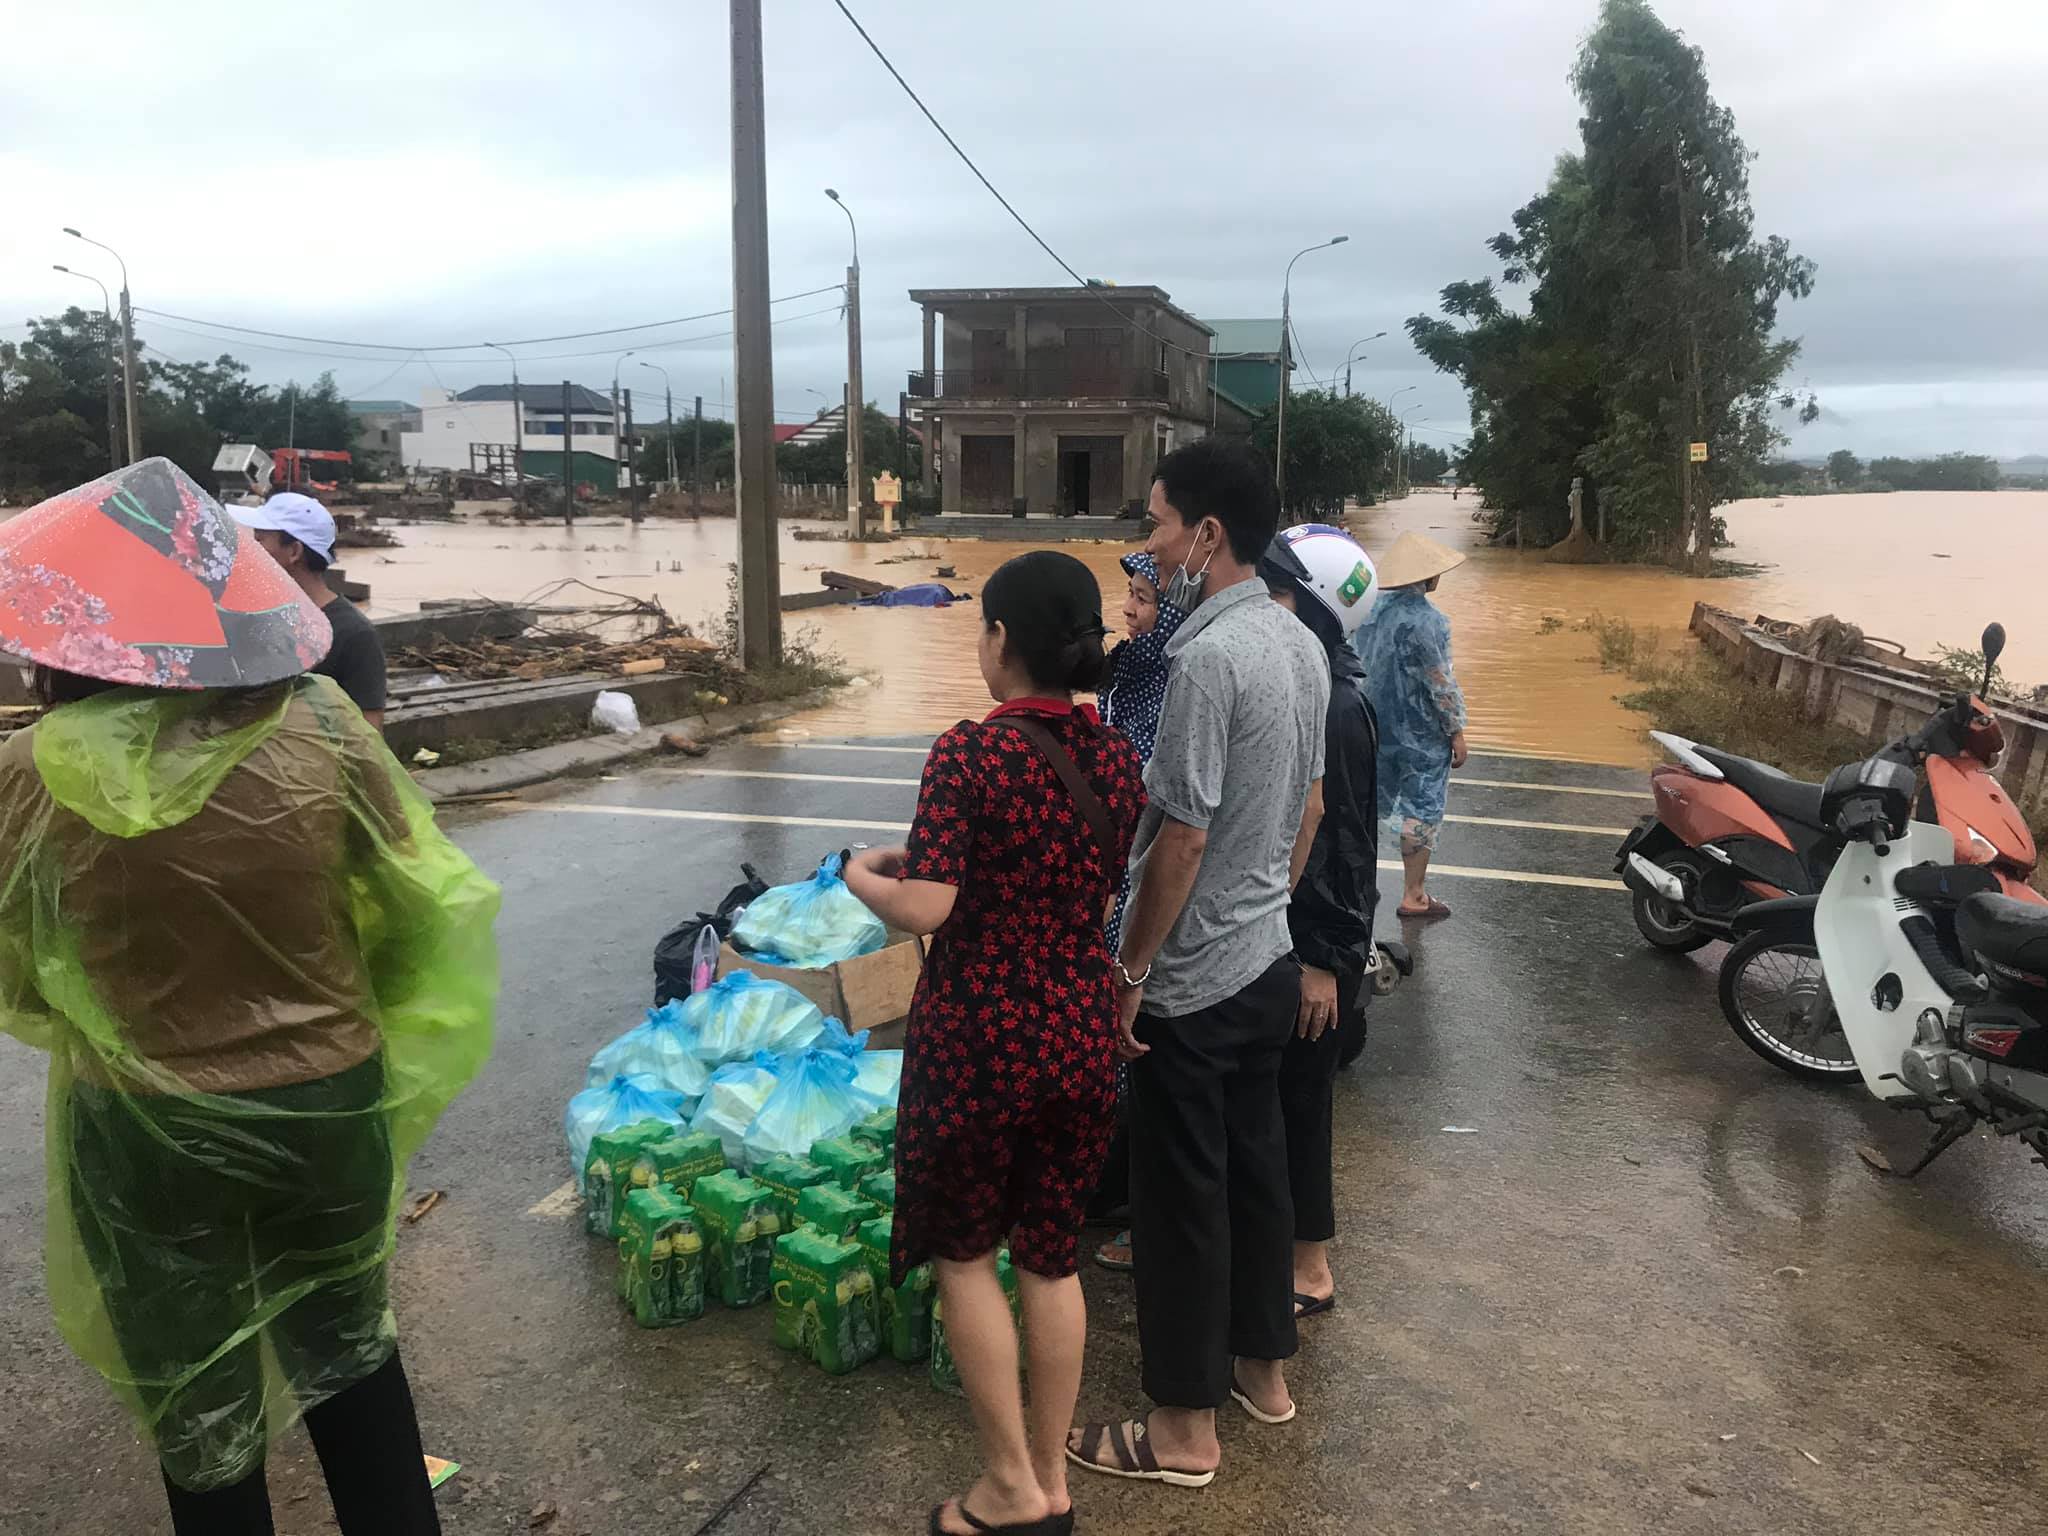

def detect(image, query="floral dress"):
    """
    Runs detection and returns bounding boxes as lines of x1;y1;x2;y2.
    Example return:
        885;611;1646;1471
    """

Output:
1351;585;1468;852
890;699;1145;1282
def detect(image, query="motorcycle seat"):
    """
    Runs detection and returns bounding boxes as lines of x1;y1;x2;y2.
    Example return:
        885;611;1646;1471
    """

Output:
1696;748;1827;830
1957;893;2048;976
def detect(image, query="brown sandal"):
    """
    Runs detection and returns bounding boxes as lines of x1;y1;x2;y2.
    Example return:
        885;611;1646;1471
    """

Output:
1066;1417;1216;1488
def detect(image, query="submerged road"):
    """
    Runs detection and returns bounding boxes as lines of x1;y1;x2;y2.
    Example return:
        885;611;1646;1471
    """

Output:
4;732;2047;1534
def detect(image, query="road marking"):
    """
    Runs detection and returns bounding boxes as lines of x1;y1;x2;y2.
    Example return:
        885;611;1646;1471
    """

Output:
1467;748;1634;769
528;1180;580;1220
1456;776;1648;801
676;768;1627;836
789;742;933;755
513;803;1624;888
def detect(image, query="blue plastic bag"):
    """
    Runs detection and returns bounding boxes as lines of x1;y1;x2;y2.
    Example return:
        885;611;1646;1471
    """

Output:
741;1046;887;1168
564;1073;694;1188
729;854;888;968
584;1000;714;1100
690;1053;785;1166
685;970;828;1064
852;1048;903;1106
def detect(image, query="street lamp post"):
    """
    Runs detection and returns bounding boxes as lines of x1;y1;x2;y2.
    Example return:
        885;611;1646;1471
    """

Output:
1399;404;1426;496
63;228;139;463
1274;235;1349;509
52;264;121;469
1341;331;1387;398
825;188;864;537
612;350;637;501
482;341;525;510
640;362;677;493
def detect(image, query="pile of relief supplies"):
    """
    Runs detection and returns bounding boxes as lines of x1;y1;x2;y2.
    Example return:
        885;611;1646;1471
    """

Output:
559;853;994;1382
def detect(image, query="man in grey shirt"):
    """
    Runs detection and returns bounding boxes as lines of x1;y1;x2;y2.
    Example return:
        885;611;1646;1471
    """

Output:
1068;438;1328;1492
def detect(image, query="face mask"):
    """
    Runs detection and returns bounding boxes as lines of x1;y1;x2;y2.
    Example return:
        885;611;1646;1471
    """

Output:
1161;525;1214;611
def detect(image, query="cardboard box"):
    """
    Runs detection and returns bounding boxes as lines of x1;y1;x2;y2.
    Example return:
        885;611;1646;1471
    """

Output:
716;931;925;1046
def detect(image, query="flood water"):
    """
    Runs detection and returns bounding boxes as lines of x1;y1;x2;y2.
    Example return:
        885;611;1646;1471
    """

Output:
359;488;2047;765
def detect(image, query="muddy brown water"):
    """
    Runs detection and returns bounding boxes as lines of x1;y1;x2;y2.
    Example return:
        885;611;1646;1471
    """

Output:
360;489;2047;764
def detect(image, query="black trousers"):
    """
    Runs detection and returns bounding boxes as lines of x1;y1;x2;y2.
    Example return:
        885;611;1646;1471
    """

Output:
1278;969;1365;1243
1129;956;1301;1408
161;1351;441;1536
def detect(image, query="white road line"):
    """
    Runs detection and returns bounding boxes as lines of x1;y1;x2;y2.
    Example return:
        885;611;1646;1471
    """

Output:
788;742;933;755
675;768;1626;836
1456;776;1648;801
513;803;1622;888
527;1180;580;1219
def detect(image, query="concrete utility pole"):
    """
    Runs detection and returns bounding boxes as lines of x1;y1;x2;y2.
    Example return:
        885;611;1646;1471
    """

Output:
692;395;704;520
825;189;864;537
561;380;575;528
65;230;141;464
483;342;524;509
639;362;677;493
730;0;782;666
624;387;641;522
52;264;120;468
1273;235;1348;509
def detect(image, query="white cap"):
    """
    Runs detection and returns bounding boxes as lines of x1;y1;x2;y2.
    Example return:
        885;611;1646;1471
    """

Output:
231;492;336;563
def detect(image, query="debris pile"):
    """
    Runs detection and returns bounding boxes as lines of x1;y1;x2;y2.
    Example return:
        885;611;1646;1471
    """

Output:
395;625;721;683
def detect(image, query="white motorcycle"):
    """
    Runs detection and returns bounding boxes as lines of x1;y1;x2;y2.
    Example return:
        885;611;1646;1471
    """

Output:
1814;754;2048;1177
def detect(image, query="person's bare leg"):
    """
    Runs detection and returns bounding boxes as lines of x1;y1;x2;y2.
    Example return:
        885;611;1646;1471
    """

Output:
1230;1356;1294;1419
1293;1239;1333;1308
1400;842;1431;909
1017;1271;1085;1514
932;1254;1050;1532
1132;1406;1221;1472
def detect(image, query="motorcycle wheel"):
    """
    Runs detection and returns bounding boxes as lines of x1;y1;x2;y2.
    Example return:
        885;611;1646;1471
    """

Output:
1632;849;1715;953
1717;932;1859;1082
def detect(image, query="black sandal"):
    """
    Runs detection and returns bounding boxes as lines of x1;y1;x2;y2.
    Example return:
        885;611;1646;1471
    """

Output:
927;1498;1074;1534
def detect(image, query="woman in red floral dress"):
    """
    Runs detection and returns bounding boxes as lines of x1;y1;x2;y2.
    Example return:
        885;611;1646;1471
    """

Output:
845;550;1144;1536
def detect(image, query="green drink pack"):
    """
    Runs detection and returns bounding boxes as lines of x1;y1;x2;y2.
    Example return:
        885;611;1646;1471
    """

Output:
618;1187;703;1327
810;1135;886;1191
857;1169;896;1209
856;1213;932;1363
691;1170;780;1307
851;1108;897;1156
929;1248;1020;1394
771;1228;880;1375
794;1183;879;1241
583;1120;670;1238
638;1130;725;1201
753;1155;834;1231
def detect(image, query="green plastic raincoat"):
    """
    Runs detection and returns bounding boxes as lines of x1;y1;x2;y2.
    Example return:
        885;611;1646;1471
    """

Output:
0;675;498;1491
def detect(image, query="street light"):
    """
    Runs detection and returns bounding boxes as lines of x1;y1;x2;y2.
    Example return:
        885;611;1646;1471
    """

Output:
481;341;525;509
825;188;864;533
1275;235;1350;507
1386;383;1417;414
640;361;677;489
63;227;139;462
1399;403;1426;496
612;349;637;497
1341;331;1387;398
52;263;121;469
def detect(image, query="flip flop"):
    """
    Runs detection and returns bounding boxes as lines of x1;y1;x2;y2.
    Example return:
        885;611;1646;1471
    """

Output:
1066;1417;1216;1488
1094;1231;1133;1272
1229;1370;1298;1426
1293;1290;1336;1320
927;1498;1073;1535
1396;896;1452;920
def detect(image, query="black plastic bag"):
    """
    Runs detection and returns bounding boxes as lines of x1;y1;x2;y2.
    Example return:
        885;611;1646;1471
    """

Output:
653;863;770;1005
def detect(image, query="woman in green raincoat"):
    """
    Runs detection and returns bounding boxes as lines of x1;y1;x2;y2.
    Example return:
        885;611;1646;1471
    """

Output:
0;460;499;1534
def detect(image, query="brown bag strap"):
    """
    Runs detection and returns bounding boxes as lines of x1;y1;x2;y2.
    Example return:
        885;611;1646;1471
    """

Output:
1003;714;1118;865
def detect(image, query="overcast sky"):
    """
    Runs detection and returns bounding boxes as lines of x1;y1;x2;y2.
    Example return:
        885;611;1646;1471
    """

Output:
5;0;2043;457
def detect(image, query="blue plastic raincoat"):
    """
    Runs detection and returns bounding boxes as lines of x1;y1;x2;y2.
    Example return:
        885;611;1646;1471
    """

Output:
1350;585;1467;851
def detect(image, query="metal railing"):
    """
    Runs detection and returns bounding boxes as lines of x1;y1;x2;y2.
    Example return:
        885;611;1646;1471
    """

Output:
907;367;1171;402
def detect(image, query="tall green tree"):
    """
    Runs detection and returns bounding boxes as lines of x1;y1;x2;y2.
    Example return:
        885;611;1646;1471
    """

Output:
1405;441;1453;482
1825;449;1862;488
1411;0;1817;565
1252;390;1401;517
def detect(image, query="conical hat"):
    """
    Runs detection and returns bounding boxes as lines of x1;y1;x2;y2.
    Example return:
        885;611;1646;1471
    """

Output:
0;457;332;689
1374;530;1466;590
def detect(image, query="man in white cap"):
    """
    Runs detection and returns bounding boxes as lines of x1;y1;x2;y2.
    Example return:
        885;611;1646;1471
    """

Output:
233;493;387;730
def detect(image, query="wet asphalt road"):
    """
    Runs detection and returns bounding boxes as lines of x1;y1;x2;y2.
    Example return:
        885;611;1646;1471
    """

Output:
4;733;2048;1534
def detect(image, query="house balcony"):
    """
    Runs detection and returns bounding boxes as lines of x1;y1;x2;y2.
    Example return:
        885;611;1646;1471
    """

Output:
906;366;1171;404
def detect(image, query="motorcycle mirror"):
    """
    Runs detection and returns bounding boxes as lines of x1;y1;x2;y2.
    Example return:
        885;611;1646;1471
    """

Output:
1981;622;2006;694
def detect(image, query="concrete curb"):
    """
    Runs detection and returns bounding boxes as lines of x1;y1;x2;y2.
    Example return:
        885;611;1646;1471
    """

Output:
415;687;841;804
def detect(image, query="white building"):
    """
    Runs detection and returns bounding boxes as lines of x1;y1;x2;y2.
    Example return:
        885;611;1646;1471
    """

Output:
398;384;630;484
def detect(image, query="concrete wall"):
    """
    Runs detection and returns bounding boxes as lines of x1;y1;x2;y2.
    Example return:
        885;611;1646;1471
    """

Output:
935;297;1212;411
935;409;1198;515
399;397;618;474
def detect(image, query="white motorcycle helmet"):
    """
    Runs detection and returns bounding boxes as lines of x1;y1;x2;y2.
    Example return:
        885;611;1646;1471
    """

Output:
1260;522;1379;639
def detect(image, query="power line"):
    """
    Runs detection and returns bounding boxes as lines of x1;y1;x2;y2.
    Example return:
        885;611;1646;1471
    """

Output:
131;283;846;356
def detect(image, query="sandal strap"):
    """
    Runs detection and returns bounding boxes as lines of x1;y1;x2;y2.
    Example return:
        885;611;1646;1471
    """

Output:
1122;1418;1160;1474
956;1502;995;1533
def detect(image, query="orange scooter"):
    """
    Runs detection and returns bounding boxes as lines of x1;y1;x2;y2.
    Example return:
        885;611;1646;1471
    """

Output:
1616;623;2039;953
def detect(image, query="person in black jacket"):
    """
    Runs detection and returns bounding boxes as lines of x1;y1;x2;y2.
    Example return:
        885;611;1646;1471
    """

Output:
1258;523;1381;1320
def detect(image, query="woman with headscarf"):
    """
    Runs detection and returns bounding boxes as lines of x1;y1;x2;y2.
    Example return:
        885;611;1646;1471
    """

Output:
0;460;499;1535
1088;550;1187;1270
1350;531;1469;919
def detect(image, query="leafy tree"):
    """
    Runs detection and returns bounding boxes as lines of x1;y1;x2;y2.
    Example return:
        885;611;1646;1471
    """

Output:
773;404;923;488
1252;389;1401;517
1405;441;1453;482
1866;453;2000;492
0;308;123;496
1825;449;1862;488
636;415;735;485
1411;0;1817;566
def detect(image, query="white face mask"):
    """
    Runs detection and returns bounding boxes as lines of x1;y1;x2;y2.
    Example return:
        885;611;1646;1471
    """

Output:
1161;525;1214;610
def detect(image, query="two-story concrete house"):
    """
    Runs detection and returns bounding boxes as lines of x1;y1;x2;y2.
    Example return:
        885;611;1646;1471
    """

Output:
907;286;1230;518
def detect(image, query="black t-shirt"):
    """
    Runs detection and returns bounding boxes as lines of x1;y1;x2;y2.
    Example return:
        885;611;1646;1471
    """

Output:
317;596;388;714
